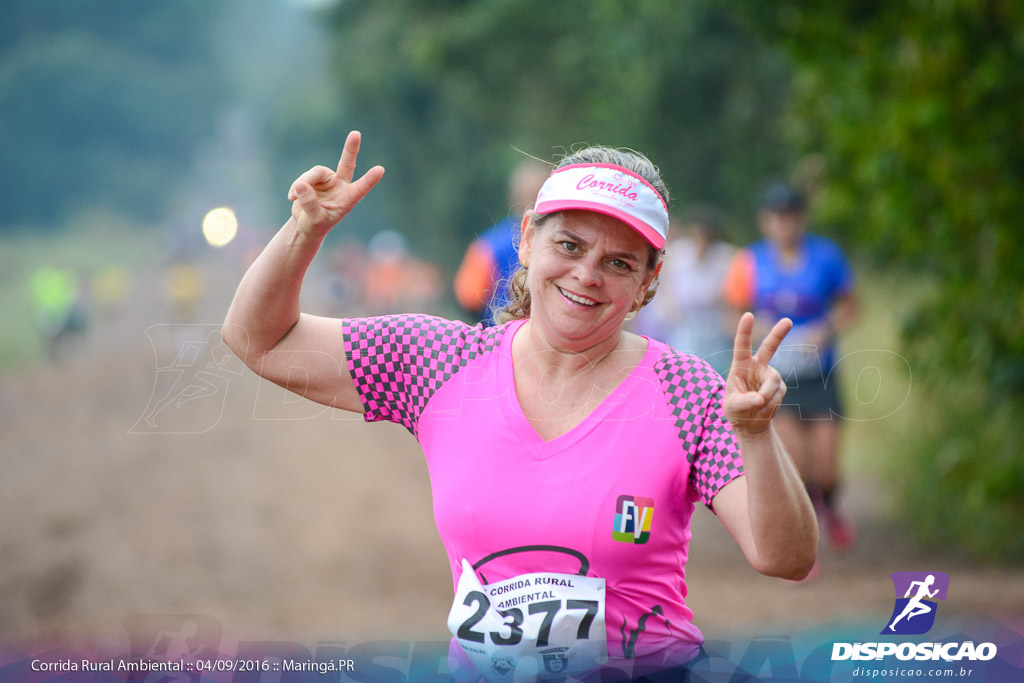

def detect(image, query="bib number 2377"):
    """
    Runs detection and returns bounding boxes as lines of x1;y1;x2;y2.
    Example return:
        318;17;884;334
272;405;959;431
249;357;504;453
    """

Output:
447;560;607;679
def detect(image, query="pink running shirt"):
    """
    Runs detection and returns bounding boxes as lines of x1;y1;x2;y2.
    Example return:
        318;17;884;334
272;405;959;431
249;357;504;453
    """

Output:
343;315;744;667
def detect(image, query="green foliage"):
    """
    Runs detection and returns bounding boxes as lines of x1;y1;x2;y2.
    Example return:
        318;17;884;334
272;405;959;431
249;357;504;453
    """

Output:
0;0;230;229
741;1;1024;560
895;384;1024;560
327;0;795;264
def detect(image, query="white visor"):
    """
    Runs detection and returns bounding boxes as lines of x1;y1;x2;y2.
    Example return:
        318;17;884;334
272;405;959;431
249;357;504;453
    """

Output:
534;163;669;249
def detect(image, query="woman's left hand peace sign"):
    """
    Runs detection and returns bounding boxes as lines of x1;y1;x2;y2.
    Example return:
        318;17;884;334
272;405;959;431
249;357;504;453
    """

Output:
724;312;793;436
287;130;385;241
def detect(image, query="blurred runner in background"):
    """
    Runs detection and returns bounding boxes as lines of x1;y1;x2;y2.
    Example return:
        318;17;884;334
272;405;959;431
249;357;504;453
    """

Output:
723;183;860;558
164;262;204;323
91;265;131;318
454;160;548;326
364;229;408;313
633;206;735;377
363;229;443;314
28;265;88;361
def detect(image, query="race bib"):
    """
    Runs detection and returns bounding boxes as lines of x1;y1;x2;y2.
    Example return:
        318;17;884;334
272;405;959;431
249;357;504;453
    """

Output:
447;559;607;680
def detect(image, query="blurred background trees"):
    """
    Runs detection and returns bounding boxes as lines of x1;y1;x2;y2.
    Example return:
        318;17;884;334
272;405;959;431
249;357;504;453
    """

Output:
0;0;230;227
326;0;794;257
740;0;1024;559
1;0;1021;560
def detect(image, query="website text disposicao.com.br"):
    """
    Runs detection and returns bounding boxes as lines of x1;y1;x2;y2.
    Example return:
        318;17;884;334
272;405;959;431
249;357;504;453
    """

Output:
850;665;978;678
836;640;997;679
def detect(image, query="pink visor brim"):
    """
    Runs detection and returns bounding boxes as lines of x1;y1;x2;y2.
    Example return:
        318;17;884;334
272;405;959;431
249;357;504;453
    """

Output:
534;199;666;250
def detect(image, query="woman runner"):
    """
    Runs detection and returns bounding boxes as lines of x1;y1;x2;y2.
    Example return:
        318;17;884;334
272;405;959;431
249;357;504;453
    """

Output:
222;131;817;680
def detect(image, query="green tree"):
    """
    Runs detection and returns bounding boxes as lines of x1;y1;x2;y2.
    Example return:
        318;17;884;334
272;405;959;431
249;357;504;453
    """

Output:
741;1;1024;559
326;0;794;264
0;0;230;229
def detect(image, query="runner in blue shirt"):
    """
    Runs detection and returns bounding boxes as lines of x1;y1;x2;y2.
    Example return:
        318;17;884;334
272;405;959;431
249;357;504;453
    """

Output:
455;161;548;326
724;183;860;566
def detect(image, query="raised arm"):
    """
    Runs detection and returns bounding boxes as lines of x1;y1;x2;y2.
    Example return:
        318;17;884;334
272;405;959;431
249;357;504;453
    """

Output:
712;312;819;580
221;131;385;411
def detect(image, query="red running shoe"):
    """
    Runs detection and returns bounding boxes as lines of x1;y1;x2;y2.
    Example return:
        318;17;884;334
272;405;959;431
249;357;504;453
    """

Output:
824;509;856;552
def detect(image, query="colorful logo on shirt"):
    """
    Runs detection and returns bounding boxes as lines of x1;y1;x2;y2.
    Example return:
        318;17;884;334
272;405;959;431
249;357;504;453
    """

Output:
612;495;654;544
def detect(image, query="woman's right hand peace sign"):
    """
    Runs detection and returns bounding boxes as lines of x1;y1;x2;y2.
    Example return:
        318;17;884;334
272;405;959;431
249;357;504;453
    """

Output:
287;130;385;241
724;312;793;437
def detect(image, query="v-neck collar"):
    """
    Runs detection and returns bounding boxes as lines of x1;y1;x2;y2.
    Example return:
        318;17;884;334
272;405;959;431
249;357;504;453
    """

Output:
498;319;658;461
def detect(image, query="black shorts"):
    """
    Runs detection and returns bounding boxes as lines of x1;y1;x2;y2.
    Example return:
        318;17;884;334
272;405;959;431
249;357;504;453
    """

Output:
779;371;843;419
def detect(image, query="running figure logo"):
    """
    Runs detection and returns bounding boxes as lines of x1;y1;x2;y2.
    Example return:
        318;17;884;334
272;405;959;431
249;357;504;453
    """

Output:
121;613;222;683
881;571;950;635
130;325;243;434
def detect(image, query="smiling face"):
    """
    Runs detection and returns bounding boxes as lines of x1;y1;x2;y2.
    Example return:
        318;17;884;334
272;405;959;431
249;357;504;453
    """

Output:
519;210;657;352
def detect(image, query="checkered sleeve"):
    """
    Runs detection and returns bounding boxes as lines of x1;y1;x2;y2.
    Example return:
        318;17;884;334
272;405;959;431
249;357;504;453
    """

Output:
654;350;745;509
342;314;502;437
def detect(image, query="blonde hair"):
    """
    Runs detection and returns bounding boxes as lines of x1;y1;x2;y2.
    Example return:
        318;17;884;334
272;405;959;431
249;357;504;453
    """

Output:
494;146;669;325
